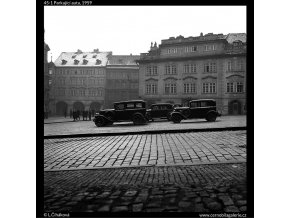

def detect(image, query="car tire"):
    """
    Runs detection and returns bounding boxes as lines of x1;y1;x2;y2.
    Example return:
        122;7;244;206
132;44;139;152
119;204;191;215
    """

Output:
94;116;106;127
206;112;217;122
132;113;145;125
171;114;182;123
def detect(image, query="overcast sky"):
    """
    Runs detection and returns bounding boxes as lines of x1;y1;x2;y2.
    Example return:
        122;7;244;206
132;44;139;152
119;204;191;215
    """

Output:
44;6;246;62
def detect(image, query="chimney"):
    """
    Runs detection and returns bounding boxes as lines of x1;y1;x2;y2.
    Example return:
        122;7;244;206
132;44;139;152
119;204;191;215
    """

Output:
77;49;82;54
93;49;99;53
130;53;132;56
200;32;203;36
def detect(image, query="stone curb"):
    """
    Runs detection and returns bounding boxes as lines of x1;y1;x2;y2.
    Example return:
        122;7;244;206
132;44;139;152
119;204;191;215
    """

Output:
44;160;246;172
44;126;246;139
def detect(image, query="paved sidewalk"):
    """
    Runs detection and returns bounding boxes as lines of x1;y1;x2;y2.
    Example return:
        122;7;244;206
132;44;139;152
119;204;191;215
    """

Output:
44;116;82;124
44;131;246;171
44;163;247;213
44;115;246;136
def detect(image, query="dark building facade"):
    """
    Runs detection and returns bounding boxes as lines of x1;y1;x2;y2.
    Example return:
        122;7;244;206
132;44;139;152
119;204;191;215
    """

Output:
105;55;140;108
137;33;247;115
44;41;50;114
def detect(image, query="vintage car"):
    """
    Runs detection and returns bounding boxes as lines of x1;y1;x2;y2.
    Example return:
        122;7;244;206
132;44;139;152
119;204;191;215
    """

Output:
93;100;148;127
146;103;174;121
170;99;221;123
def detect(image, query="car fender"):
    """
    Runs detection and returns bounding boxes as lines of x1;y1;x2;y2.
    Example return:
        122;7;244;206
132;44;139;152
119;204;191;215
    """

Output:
94;114;111;122
206;110;218;117
171;111;187;119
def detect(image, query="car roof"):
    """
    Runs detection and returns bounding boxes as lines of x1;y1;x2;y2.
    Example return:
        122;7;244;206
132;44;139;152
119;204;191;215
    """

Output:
151;103;173;106
114;100;145;104
189;99;216;102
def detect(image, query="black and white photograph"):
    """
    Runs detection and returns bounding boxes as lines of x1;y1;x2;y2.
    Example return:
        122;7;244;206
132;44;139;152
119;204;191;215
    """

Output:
41;3;252;217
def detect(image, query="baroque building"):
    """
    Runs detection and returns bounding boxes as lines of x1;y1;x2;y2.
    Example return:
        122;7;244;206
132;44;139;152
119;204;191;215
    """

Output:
105;54;140;108
137;33;246;115
51;49;110;115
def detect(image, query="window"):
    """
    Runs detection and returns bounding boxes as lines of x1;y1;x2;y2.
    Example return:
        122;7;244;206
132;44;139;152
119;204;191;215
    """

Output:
165;65;171;74
184;83;196;93
204;44;216;51
227;61;233;71
146;66;151;75
126;103;135;109
191;46;197;52
79;89;86;96
185;46;197;53
165;83;176;94
227;82;243;93
146;84;157;95
184;63;196;73
152;66;157;75
136;103;143;108
165;65;177;75
237;82;244;93
227;82;234;93
203;83;216;93
204;62;216;73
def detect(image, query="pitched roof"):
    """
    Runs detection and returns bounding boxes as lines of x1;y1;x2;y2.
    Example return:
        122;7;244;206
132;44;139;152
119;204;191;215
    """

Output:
107;55;140;66
54;51;111;67
225;33;247;44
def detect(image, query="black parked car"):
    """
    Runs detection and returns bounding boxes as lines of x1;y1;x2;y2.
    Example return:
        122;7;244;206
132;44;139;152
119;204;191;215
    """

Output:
147;103;174;121
93;100;148;127
170;99;221;123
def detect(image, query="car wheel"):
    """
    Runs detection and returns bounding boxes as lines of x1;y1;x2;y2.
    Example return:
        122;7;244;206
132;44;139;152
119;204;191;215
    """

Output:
94;117;106;127
132;113;145;125
171;114;182;123
206;113;217;122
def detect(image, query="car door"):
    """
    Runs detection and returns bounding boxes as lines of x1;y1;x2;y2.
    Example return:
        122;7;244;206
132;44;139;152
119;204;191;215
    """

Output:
189;101;203;118
114;103;127;121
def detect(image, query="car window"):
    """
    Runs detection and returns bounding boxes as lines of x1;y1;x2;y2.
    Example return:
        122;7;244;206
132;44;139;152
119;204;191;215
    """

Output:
152;106;158;110
200;102;207;107
126;103;135;109
135;103;143;108
115;104;124;110
190;102;199;108
161;105;167;110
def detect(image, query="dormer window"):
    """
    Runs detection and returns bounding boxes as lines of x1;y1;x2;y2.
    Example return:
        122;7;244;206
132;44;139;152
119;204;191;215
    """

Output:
95;59;101;65
92;55;97;58
83;55;87;58
74;59;79;65
83;59;88;65
72;55;76;59
61;59;67;65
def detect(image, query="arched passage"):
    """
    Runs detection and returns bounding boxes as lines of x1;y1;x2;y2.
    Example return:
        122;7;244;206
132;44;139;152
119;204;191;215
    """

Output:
228;100;242;115
56;101;68;115
73;101;85;112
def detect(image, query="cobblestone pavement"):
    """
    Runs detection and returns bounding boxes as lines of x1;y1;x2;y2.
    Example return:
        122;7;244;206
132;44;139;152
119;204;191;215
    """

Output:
44;163;247;213
44;115;246;136
44;131;246;170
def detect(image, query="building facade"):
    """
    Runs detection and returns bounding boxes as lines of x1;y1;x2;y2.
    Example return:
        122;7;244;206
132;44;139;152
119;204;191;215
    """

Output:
137;33;246;115
44;41;50;114
105;54;140;108
51;49;111;115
